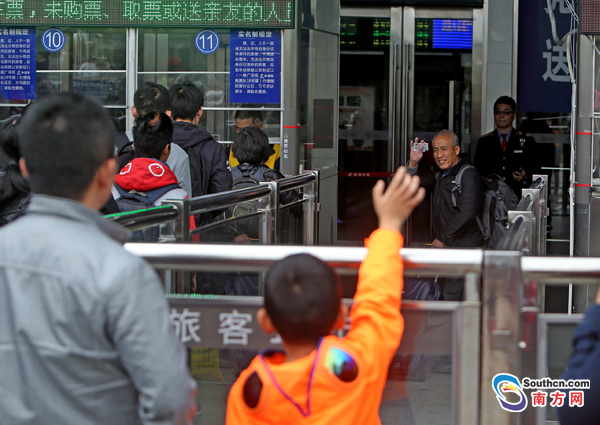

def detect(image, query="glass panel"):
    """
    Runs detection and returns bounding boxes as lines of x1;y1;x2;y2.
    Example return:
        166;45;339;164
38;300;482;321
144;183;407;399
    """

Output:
187;309;454;425
36;27;126;71
518;111;571;257
543;322;578;421
337;16;391;243
36;71;126;105
408;20;473;248
0;106;125;128
302;30;338;171
138;28;281;109
138;74;281;143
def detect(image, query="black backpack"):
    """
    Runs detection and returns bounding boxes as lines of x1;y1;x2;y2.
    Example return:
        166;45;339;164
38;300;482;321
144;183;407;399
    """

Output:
216;166;266;239
186;141;210;198
114;183;180;242
451;165;518;249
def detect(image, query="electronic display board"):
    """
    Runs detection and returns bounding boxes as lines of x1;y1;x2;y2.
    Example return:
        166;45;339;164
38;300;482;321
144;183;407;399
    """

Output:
340;17;390;51
341;0;482;5
0;0;294;28
415;18;472;50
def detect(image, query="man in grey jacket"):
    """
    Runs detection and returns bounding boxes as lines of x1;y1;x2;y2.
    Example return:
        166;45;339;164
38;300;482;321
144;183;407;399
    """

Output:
0;93;196;425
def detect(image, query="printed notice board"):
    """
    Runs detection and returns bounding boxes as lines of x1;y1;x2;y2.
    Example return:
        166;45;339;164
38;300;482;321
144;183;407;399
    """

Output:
0;27;36;101
230;29;280;104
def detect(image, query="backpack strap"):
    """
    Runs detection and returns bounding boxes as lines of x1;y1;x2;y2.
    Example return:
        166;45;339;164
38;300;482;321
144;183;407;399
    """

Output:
451;165;475;208
115;183;181;207
253;166;267;182
115;132;134;157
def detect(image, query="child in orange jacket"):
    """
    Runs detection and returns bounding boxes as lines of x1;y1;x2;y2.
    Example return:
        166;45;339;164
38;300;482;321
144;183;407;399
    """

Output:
226;167;425;425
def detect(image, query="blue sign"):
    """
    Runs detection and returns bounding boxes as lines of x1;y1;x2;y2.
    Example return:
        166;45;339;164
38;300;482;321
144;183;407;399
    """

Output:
230;30;281;104
0;27;36;101
195;30;220;55
433;19;473;49
517;0;572;113
41;28;65;52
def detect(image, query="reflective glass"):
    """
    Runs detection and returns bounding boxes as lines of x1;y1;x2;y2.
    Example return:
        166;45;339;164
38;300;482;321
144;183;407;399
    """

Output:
36;71;126;106
36;27;126;71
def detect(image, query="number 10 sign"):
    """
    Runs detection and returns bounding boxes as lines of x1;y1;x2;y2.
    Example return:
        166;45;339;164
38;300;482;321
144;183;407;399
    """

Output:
195;30;220;55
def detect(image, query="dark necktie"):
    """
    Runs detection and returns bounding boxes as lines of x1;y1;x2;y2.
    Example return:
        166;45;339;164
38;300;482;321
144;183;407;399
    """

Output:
501;133;507;152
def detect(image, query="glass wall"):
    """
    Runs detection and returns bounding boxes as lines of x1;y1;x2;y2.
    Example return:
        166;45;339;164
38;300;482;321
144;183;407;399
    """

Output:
0;27;127;126
1;27;284;146
138;28;282;146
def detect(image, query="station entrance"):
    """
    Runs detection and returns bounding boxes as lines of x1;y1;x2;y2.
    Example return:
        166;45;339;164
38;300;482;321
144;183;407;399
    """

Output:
337;6;483;245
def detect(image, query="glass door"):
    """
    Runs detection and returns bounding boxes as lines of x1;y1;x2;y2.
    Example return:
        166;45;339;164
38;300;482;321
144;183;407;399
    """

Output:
397;7;476;246
338;9;395;243
338;7;478;245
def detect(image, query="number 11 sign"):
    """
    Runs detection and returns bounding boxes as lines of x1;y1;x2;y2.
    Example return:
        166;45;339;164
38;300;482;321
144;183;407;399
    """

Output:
195;30;220;55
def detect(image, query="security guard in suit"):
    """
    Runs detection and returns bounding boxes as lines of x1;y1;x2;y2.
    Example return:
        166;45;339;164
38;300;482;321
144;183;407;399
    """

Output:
474;96;538;197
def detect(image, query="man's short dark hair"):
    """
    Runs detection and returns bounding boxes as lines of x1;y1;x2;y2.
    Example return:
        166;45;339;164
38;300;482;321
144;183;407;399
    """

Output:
494;96;517;113
232;126;270;164
134;82;171;116
169;82;204;121
17;93;114;200
264;254;342;345
234;110;263;126
133;112;173;160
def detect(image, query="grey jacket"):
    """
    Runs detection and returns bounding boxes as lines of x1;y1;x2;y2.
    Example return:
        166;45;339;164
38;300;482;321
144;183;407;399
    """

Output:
0;195;195;425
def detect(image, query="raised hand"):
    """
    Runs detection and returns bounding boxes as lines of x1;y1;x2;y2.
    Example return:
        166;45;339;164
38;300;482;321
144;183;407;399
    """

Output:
408;138;424;168
372;166;426;231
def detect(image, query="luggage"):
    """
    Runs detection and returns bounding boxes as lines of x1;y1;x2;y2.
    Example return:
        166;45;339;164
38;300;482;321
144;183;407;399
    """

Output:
388;278;441;382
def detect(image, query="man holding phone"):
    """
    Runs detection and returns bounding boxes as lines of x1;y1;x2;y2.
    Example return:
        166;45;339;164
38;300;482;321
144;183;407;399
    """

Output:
474;96;538;198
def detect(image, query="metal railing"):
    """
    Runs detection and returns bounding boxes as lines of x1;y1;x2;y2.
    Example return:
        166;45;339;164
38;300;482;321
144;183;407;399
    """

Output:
125;242;483;425
497;174;549;256
105;171;319;246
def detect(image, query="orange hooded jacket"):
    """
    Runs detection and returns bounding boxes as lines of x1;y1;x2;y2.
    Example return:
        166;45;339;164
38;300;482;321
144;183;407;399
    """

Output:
226;228;404;424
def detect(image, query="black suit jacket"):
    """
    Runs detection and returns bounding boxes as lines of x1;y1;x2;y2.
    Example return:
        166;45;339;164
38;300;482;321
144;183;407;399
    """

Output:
474;129;538;197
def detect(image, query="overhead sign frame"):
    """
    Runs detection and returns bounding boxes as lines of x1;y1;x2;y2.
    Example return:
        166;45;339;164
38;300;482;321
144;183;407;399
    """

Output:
0;0;295;29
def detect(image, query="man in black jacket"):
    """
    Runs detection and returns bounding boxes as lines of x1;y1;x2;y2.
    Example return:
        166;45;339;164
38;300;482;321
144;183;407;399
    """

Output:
408;130;484;300
474;96;538;198
169;82;232;199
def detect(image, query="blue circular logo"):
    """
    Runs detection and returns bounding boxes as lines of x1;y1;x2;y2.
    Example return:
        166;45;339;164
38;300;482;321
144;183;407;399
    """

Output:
195;30;220;55
493;373;528;412
42;28;65;52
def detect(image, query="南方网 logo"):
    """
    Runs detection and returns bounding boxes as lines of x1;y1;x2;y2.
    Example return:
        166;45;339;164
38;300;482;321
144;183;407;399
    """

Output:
493;373;528;412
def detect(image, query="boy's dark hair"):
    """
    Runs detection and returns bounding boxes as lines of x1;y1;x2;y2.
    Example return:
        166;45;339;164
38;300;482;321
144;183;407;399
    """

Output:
494;96;517;113
134;82;171;116
0;117;29;200
169;82;204;121
17;93;114;200
133;112;173;160
232;126;270;164
234;110;263;126
264;254;342;345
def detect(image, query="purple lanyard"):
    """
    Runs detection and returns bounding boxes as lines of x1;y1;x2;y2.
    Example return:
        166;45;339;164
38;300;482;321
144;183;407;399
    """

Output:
259;338;323;417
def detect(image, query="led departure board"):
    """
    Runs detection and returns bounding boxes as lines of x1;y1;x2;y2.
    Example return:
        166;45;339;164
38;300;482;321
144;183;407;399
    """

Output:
415;18;472;50
0;0;294;28
340;17;390;51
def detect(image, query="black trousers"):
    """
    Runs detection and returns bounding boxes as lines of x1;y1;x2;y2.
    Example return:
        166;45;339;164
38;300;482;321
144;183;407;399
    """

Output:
441;277;463;301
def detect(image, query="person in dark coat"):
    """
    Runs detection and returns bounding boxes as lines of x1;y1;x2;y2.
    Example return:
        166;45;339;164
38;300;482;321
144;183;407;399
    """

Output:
169;82;232;199
0;117;31;227
231;126;298;206
474;96;539;198
408;130;484;302
558;285;600;425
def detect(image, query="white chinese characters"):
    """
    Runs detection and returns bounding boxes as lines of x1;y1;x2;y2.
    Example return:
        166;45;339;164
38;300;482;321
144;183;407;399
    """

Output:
219;309;253;346
170;308;201;343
